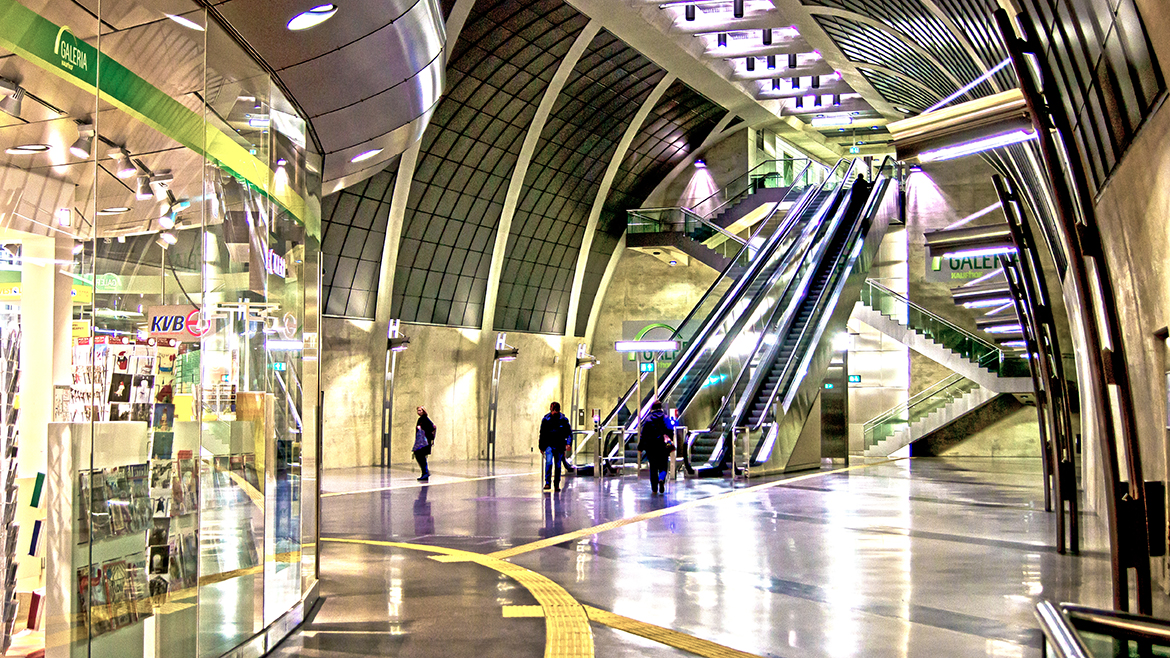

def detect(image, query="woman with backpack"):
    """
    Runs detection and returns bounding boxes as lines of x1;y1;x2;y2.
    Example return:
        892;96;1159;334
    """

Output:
413;406;436;481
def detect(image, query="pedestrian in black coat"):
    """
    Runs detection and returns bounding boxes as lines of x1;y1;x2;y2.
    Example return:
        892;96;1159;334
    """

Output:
413;406;436;481
539;402;572;492
638;401;674;494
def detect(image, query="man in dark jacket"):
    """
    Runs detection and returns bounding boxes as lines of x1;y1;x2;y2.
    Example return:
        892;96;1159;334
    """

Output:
539;402;572;492
638;401;674;494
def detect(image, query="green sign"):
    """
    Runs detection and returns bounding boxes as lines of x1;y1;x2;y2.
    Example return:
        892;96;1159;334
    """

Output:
824;382;835;389
848;374;861;383
927;254;1004;282
0;0;318;237
639;362;655;373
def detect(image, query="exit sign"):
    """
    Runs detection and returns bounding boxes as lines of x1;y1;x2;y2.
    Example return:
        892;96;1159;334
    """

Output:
849;146;860;154
639;362;655;373
848;375;861;383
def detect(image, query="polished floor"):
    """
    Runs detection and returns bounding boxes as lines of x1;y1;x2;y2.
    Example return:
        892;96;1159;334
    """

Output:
271;456;1120;658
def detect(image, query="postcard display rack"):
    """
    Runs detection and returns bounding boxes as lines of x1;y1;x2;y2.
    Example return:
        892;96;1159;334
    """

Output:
0;323;22;653
46;335;199;658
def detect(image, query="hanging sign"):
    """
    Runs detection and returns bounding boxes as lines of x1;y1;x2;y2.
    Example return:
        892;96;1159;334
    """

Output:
146;305;212;341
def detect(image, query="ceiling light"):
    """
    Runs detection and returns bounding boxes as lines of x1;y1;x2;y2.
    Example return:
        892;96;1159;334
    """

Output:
767;55;776;69
56;208;72;226
158;214;175;230
685;4;695;20
350;148;382;163
117;235;126;243
248;116;270;128
788;54;797;68
668;260;678;266
962;298;1012;309
0;78;23;118
6;144;50;155
694;160;706;169
70;123;95;159
111;148;137;178
917;129;1037;162
287;4;337;31
941;246;1016;259
136;174;152;200
810;116;852;127
983;324;1022;334
614;340;680;352
762;28;772;45
160;232;177;245
166;13;204;31
72;243;84;255
149;173;174;201
97;207;130;215
717;33;727;48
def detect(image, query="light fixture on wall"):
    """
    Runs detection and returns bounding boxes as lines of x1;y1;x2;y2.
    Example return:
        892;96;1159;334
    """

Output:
887;88;1033;163
287;4;337;30
70;122;95;159
571;344;599;436
694;159;706;169
380;319;410;466
0;78;23;118
925;223;1015;261
487;333;519;461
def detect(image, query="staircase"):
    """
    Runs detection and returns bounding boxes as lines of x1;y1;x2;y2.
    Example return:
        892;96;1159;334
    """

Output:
863;374;1000;457
854;280;1032;393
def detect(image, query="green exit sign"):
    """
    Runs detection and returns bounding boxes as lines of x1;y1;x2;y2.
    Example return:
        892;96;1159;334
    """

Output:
824;383;834;389
848;374;861;383
639;362;655;373
849;146;860;154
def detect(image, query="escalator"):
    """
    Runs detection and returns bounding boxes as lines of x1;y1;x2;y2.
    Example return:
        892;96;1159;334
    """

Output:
635;158;899;476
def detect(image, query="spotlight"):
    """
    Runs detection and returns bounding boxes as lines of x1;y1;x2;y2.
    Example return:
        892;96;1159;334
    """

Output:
791;77;799;90
772;79;780;90
149;172;174;201
811;75;820;89
733;0;743;18
795;96;803;108
111;148;137;178
0;78;23;118
717;33;727;48
746;57;755;72
694;160;707;169
685;4;695;20
160;232;177;245
158;214;175;230
767;55;776;69
136;173;152;200
72;243;84;255
833;94;842;106
788;54;797;68
70;123;95;159
762;28;772;45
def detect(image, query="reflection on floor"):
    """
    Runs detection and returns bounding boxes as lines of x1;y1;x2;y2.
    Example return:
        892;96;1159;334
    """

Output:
271;457;1123;658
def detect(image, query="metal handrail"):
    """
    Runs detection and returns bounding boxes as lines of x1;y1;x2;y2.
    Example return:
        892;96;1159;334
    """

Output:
629;207;749;248
865;279;1003;353
1035;601;1091;658
862;373;967;431
1034;600;1170;657
692;158;812;220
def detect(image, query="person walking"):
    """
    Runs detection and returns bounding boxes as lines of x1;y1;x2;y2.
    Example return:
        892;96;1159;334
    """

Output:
413;406;436;482
539;402;572;492
638;401;674;494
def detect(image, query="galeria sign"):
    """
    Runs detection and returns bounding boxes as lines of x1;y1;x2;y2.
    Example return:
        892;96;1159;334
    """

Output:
147;306;211;342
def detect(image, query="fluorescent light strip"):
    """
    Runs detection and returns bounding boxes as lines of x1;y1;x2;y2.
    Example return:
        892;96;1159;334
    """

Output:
924;59;1012;113
944;202;1003;231
941;246;1016;259
614;340;680;352
961;267;1005;287
984;303;1015;316
918;129;1037;162
962;298;1012;309
984;324;1022;334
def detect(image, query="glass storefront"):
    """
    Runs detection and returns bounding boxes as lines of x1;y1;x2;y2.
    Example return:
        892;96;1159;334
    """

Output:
0;1;321;656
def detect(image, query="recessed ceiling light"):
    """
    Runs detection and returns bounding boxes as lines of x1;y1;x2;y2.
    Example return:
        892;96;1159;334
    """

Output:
287;4;337;31
97;207;131;215
350;148;382;163
6;144;50;155
166;14;205;31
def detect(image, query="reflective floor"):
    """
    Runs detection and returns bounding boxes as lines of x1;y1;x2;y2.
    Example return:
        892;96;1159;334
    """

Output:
271;456;1124;658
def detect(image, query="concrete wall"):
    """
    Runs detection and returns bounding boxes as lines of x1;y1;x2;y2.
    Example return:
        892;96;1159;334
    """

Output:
321;317;579;468
661;132;750;215
584;250;722;419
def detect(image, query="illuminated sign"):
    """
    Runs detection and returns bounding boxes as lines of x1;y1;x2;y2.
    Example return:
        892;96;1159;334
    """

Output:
927;254;1004;282
265;248;287;278
146;305;211;342
848;374;861;383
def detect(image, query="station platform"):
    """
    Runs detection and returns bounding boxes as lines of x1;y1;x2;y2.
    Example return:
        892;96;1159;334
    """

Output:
271;457;1119;658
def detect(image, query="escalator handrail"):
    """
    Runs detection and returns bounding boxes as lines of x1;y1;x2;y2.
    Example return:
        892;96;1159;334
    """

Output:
770;158;898;417
598;158;833;430
696;160;869;440
654;160;863;431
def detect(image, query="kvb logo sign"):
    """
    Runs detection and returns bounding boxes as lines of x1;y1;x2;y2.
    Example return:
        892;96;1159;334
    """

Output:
147;306;212;342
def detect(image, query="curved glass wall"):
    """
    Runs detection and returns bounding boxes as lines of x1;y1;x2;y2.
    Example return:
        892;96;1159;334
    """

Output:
0;1;321;657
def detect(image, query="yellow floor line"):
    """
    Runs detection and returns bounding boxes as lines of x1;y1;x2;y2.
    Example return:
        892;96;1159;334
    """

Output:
503;605;545;618
322;537;593;658
322;470;539;498
489;460;901;560
585;606;765;658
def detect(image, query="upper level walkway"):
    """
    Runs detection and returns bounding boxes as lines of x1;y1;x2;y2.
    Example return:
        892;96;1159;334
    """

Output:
271;457;1119;658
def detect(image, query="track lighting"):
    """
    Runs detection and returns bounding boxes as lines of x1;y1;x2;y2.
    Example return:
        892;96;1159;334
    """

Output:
746;57;755;72
762;28;772;45
70;122;95;159
717;33;727;48
685;4;695;20
772;79;780;90
111;148;136;178
767;55;776;69
136;173;152;200
733;0;743;18
0;78;23;118
788;54;797;68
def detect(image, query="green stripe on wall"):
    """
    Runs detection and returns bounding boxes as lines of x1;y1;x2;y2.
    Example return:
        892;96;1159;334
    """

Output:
0;0;319;238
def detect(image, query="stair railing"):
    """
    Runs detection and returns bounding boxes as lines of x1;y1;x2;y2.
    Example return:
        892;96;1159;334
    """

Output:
627;207;749;260
860;279;1029;377
691;158;822;221
861;373;974;450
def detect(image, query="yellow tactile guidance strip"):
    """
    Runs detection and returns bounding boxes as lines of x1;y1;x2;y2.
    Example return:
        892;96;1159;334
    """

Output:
323;538;594;658
584;606;766;658
489;460;898;560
